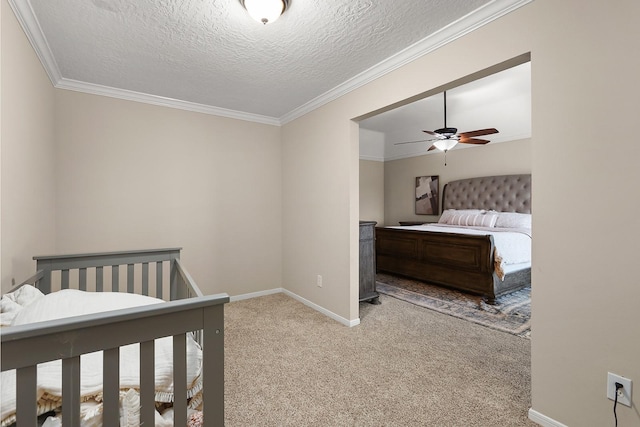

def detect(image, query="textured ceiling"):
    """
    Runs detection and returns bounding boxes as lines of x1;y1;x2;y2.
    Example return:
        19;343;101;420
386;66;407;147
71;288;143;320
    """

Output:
11;0;529;124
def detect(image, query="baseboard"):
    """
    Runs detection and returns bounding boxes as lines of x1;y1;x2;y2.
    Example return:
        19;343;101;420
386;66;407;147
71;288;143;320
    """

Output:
229;288;360;327
528;408;568;427
229;288;283;302
281;289;360;327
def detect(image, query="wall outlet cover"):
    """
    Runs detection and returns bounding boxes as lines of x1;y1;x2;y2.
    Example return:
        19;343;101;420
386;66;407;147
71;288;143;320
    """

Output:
607;372;632;407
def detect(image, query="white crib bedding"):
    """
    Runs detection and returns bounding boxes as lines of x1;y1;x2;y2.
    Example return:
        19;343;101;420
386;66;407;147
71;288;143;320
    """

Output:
0;287;203;427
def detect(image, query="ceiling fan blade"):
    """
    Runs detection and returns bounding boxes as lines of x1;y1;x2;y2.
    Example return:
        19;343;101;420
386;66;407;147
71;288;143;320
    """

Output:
393;139;432;145
457;128;499;138
423;130;446;139
427;144;437;151
458;138;490;145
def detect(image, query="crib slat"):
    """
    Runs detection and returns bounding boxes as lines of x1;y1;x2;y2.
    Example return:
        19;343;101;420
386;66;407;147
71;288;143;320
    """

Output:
96;266;103;292
173;334;187;425
156;262;163;299
142;262;149;296
127;263;134;293
62;356;81;426
203;305;225;426
61;269;70;289
112;265;119;292
103;348;120;426
79;268;87;291
16;365;38;427
140;340;155;426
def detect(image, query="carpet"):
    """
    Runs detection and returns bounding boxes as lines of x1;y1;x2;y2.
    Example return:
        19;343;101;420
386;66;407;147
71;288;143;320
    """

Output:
226;293;534;426
376;273;531;338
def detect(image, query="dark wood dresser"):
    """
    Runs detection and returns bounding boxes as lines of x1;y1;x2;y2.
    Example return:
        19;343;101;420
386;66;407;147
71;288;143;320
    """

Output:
359;221;380;304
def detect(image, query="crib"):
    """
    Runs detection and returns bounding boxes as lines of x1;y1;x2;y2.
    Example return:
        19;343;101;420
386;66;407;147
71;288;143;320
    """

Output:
0;248;229;427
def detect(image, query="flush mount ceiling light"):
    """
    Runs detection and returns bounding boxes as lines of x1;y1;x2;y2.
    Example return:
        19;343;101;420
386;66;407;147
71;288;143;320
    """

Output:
241;0;289;25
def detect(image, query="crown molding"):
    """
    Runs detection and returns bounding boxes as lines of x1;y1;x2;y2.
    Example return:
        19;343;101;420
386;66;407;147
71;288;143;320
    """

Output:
280;0;532;125
8;0;62;84
358;155;385;162
9;0;530;127
56;78;282;126
8;0;280;126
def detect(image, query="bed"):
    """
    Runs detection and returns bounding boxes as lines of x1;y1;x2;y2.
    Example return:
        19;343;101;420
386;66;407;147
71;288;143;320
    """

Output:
0;248;229;427
376;174;531;303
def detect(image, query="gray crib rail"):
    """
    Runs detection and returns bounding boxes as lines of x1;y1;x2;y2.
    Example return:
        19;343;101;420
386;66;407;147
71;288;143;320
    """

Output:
2;248;228;426
1;293;228;426
30;247;187;299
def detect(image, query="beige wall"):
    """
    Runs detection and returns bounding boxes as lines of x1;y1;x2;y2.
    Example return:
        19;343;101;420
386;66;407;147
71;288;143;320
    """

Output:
1;0;56;291
283;0;640;425
282;109;358;323
4;0;640;424
383;138;531;226
358;159;384;225
53;90;282;297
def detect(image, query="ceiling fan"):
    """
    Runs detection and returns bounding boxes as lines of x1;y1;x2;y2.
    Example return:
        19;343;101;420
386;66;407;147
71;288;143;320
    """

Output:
394;91;499;164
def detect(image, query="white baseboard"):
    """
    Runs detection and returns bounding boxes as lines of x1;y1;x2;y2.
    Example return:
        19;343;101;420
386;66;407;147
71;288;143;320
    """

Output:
229;288;283;302
281;289;360;327
229;288;360;327
528;408;568;427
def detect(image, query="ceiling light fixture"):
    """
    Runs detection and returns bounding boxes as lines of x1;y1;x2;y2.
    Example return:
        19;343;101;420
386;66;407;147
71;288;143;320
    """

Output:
241;0;289;25
432;138;459;152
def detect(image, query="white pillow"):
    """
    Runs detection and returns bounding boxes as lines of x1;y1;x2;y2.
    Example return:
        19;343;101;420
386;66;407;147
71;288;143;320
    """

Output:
495;212;531;229
448;211;498;227
438;209;481;224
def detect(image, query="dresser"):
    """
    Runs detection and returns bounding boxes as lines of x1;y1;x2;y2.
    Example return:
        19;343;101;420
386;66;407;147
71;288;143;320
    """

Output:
359;221;380;304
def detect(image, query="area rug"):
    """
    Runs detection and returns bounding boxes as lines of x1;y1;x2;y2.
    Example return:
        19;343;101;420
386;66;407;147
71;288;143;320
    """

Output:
376;273;531;338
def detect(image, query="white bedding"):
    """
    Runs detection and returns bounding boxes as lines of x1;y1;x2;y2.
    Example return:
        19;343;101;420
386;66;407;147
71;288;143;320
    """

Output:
388;223;532;279
0;287;203;427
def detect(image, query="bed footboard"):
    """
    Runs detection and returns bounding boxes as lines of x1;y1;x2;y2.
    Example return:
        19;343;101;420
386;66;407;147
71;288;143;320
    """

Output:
376;227;513;302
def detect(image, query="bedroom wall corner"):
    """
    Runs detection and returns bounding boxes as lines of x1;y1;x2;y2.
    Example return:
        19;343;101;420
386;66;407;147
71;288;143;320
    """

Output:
1;0;56;292
281;108;356;323
52;90;283;299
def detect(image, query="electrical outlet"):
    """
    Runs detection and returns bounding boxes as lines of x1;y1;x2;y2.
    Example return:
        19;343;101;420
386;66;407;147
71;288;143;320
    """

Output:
316;275;322;287
607;372;632;407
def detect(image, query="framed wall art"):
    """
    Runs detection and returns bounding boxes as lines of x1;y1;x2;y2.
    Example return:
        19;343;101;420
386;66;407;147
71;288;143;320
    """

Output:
415;175;439;215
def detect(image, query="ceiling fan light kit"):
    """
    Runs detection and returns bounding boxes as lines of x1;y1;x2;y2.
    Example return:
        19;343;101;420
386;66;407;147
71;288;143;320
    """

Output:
432;139;459;152
241;0;289;24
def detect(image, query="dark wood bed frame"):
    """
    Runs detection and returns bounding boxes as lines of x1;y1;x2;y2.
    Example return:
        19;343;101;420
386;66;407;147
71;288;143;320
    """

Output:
376;174;531;303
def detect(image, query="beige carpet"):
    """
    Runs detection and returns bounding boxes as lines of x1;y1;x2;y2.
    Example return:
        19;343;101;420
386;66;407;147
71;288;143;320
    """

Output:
223;293;534;426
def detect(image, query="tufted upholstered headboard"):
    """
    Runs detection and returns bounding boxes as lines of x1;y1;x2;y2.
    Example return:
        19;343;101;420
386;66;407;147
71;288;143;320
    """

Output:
442;174;531;214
